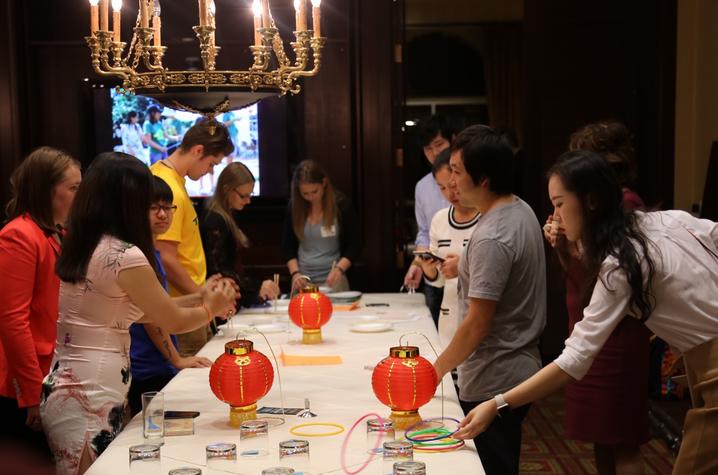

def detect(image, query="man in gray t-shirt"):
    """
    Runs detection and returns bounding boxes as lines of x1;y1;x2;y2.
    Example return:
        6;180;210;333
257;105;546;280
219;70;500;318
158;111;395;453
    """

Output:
456;198;546;401
433;125;546;475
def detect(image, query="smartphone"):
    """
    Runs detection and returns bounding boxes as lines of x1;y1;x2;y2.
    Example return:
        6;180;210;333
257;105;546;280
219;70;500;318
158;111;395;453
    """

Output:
412;250;445;263
164;410;200;419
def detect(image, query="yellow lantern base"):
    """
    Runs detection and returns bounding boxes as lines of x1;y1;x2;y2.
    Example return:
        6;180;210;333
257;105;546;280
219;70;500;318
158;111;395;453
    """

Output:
390;409;422;430
302;328;322;345
228;403;258;427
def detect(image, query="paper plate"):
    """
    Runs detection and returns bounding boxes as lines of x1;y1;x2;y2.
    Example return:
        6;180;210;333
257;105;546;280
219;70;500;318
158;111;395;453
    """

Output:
357;314;379;322
328;291;362;299
327;291;363;303
350;322;392;333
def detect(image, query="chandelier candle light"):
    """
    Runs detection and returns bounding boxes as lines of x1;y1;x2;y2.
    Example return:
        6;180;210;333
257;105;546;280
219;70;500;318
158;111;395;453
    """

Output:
84;0;326;110
209;339;275;427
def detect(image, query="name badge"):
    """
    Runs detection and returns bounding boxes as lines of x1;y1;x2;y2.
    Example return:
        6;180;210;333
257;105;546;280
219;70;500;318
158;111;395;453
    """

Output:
321;225;337;238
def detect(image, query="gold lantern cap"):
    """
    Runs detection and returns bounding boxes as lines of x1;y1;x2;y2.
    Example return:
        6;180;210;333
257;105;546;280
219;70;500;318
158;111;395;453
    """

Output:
389;346;419;358
300;284;319;293
225;339;254;355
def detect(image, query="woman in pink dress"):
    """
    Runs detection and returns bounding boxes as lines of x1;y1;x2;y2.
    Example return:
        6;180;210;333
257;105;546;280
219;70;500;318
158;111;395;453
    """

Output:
40;152;237;475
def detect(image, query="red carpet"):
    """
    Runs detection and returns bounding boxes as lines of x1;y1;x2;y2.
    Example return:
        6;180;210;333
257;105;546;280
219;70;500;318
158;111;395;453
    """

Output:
520;393;675;474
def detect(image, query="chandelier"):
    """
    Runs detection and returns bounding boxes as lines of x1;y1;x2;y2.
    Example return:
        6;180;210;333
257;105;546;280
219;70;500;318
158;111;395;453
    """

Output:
85;0;325;110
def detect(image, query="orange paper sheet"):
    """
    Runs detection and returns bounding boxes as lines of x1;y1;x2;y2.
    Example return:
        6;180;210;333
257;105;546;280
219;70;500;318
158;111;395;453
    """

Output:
280;352;343;366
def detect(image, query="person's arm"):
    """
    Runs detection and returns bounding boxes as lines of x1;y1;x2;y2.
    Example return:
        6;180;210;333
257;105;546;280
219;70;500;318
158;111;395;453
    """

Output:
143;123;166;153
421;212;444;286
155;240;202;295
119;265;234;333
282;204;306;290
201;215;234;278
281;204;300;263
142;323;212;369
453;257;633;440
453;363;574;440
414;181;430;250
337;197;361;265
288;258;308;292
0;228;45;421
433;298;496;379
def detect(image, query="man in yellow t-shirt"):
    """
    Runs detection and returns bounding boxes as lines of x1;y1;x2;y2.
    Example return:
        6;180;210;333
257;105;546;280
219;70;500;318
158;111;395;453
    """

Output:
151;119;234;356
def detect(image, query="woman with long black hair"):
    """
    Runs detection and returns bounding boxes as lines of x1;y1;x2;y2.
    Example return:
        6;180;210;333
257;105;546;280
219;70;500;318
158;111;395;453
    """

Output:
40;153;236;475
456;150;718;474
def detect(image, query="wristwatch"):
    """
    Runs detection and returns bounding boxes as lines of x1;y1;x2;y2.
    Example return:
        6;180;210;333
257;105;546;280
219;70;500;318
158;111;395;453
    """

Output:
494;393;511;418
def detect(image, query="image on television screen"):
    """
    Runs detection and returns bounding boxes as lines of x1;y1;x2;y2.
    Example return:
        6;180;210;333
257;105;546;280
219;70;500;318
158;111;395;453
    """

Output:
111;90;260;197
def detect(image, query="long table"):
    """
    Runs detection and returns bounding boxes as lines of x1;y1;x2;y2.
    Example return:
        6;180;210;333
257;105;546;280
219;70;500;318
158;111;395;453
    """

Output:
87;293;484;474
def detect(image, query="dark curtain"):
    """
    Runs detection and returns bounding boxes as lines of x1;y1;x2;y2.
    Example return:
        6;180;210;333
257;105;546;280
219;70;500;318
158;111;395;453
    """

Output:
479;22;523;140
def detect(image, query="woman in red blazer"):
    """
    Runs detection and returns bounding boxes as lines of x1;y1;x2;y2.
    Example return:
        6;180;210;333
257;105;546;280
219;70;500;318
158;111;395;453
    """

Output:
0;147;80;453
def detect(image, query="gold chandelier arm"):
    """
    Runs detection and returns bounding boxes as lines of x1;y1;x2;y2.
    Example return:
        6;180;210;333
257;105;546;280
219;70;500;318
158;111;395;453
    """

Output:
286;36;325;82
86;33;131;80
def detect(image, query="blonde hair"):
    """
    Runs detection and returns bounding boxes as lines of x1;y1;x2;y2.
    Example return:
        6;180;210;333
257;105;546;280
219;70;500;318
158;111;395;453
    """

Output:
291;160;337;240
207;162;255;248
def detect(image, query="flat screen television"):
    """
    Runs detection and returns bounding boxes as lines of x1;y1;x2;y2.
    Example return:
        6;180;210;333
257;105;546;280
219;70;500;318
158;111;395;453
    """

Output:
111;90;260;197
89;80;292;200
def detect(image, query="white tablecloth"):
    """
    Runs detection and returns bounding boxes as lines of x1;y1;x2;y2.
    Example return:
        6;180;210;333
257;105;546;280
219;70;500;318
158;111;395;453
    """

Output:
87;293;483;474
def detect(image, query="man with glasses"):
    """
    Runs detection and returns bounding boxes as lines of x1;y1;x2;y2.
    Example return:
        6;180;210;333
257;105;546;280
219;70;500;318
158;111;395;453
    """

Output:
151;119;235;356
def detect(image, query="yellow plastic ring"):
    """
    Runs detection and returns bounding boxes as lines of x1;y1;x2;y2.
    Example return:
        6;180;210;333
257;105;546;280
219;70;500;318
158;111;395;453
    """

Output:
289;422;345;437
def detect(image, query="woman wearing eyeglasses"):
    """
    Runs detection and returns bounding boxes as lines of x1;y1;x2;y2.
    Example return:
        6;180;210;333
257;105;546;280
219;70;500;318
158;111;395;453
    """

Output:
201;162;280;307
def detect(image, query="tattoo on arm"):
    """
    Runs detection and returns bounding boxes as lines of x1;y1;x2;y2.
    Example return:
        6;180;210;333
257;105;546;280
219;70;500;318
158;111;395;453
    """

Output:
156;327;173;361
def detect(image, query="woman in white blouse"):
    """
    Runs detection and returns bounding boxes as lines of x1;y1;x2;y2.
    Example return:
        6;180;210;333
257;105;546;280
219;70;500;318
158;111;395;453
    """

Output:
455;150;718;474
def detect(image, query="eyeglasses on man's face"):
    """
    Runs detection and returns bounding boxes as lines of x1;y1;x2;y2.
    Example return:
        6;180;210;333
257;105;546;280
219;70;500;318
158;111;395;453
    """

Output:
150;204;178;214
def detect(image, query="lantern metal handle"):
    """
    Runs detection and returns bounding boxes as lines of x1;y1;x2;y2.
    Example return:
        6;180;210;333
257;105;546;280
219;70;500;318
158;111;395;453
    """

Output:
232;328;288;424
289;274;314;299
399;331;445;423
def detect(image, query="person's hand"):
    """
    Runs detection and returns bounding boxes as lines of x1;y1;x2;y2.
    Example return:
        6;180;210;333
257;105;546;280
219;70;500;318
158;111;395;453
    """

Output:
161;146;168;153
415;255;439;274
291;273;309;293
403;264;422;289
325;268;343;288
259;280;280;301
25;405;42;431
439;253;459;279
453;399;498;440
173;356;213;370
204;279;236;316
542;214;565;248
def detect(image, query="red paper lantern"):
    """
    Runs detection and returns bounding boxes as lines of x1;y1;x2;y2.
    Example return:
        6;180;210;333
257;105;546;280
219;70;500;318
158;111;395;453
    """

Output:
209;339;274;427
371;346;438;429
288;285;333;344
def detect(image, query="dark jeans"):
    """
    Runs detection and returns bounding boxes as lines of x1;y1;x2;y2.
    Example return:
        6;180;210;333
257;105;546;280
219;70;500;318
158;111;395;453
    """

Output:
0;396;53;460
127;374;175;417
422;283;444;328
460;399;531;475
